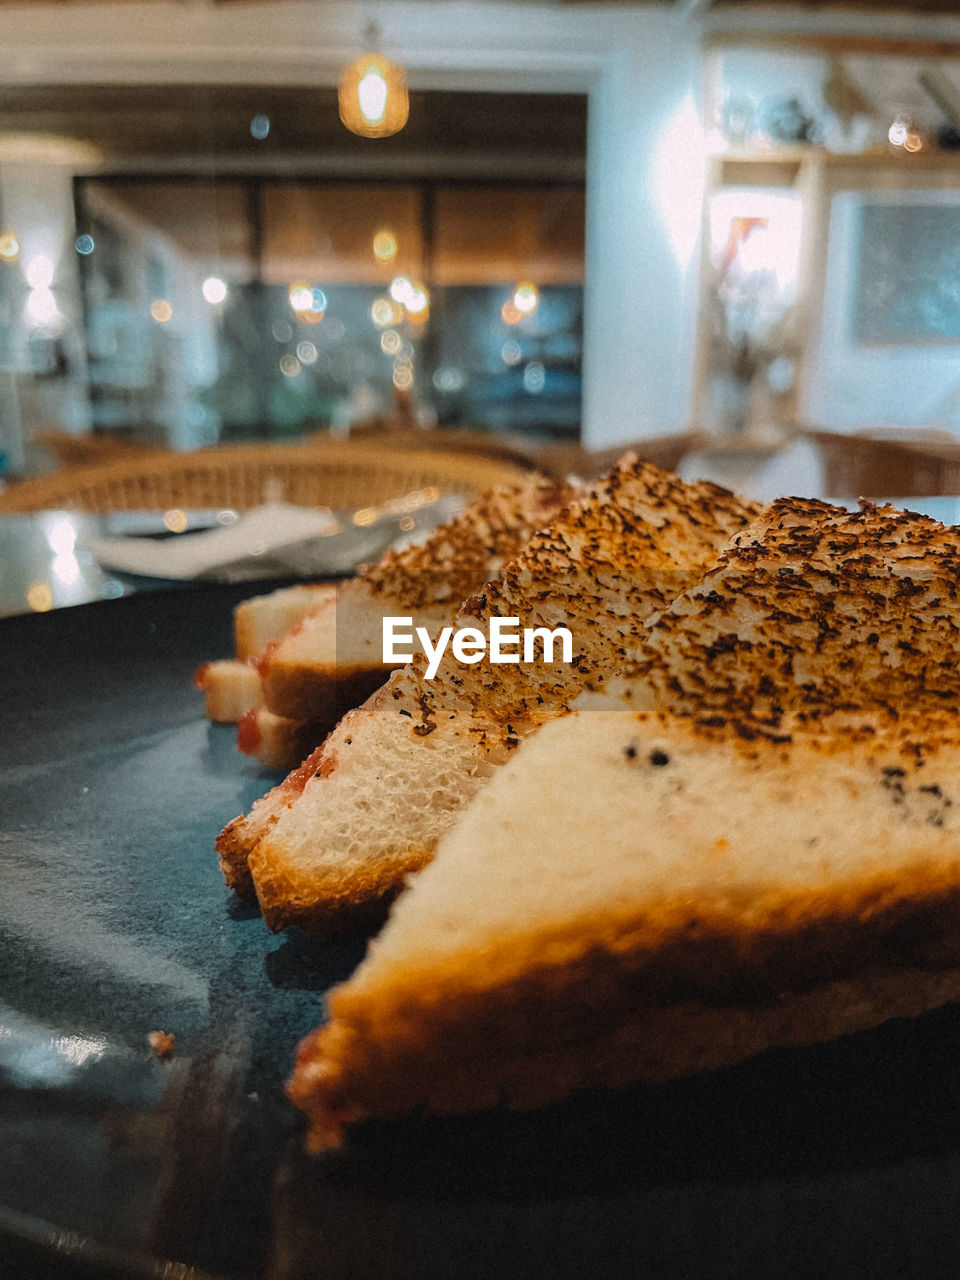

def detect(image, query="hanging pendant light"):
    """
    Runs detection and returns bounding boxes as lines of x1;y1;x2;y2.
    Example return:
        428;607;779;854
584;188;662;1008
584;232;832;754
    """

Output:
339;26;409;139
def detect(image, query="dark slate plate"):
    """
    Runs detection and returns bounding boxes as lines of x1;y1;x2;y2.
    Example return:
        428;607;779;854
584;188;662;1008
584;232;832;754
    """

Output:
4;588;960;1280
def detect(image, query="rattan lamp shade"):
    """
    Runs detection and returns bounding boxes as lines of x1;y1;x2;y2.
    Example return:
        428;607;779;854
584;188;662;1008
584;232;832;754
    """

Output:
338;52;409;139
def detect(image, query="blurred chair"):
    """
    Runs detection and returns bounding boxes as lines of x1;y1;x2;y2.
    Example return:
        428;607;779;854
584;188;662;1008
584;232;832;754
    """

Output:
325;425;542;472
808;429;960;498
0;440;533;514
528;432;695;481
30;428;162;471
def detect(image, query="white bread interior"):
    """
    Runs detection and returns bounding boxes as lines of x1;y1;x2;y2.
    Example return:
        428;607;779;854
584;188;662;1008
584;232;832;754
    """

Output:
234;583;338;661
195;659;262;723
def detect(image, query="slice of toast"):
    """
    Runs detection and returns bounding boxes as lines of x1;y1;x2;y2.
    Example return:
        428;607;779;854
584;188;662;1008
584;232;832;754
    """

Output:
235;584;339;662
218;474;575;891
288;707;960;1149
195;659;262;724
608;497;960;722
196;584;339;725
236;706;330;773
238;460;761;932
258;476;575;724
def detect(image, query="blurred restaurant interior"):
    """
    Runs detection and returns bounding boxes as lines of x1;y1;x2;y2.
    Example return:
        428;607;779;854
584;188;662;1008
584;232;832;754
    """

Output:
6;0;960;504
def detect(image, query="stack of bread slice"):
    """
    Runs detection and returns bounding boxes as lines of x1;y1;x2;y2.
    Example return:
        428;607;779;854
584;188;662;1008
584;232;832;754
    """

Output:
218;458;761;931
285;496;960;1148
195;583;337;725
202;476;573;775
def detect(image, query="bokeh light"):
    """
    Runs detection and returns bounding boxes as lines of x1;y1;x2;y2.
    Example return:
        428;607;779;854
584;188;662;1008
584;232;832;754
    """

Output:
25;255;54;289
0;232;19;262
150;299;173;324
250;115;271;141
523;361;546;394
289;283;326;323
75;234;95;256
280;355;301;377
888;116;909;147
27;581;53;612
371;296;401;327
163;508;189;534
513;281;539;316
202;276;228;305
373;230;398;263
393;362;414;390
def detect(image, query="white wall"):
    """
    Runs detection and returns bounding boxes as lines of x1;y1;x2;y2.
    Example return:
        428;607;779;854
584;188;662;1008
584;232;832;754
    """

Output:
582;13;705;448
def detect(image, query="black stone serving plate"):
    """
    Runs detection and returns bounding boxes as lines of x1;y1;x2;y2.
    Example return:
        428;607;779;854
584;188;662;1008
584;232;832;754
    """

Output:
4;586;960;1280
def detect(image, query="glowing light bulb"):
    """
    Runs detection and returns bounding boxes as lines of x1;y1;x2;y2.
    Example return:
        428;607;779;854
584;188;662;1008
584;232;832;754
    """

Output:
358;69;388;124
339;50;409;139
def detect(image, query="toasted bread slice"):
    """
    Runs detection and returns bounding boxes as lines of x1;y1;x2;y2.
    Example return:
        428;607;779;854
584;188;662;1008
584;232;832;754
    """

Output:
235;584;338;662
236;706;330;773
194;659;263;723
196;584;339;725
218;475;575;890
240;460;760;932
289;708;960;1149
609;497;960;722
259;476;574;723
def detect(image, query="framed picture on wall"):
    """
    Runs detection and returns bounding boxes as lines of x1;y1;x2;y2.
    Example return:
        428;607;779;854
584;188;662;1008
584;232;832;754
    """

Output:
856;196;960;344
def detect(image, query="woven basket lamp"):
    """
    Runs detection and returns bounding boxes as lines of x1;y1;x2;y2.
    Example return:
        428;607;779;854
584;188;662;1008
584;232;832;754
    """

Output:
338;49;409;139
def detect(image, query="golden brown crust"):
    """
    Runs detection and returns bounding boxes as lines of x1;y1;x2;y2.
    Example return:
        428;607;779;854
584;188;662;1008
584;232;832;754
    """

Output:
249;840;432;935
288;857;960;1145
217;819;258;898
290;965;960;1149
215;742;330;896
